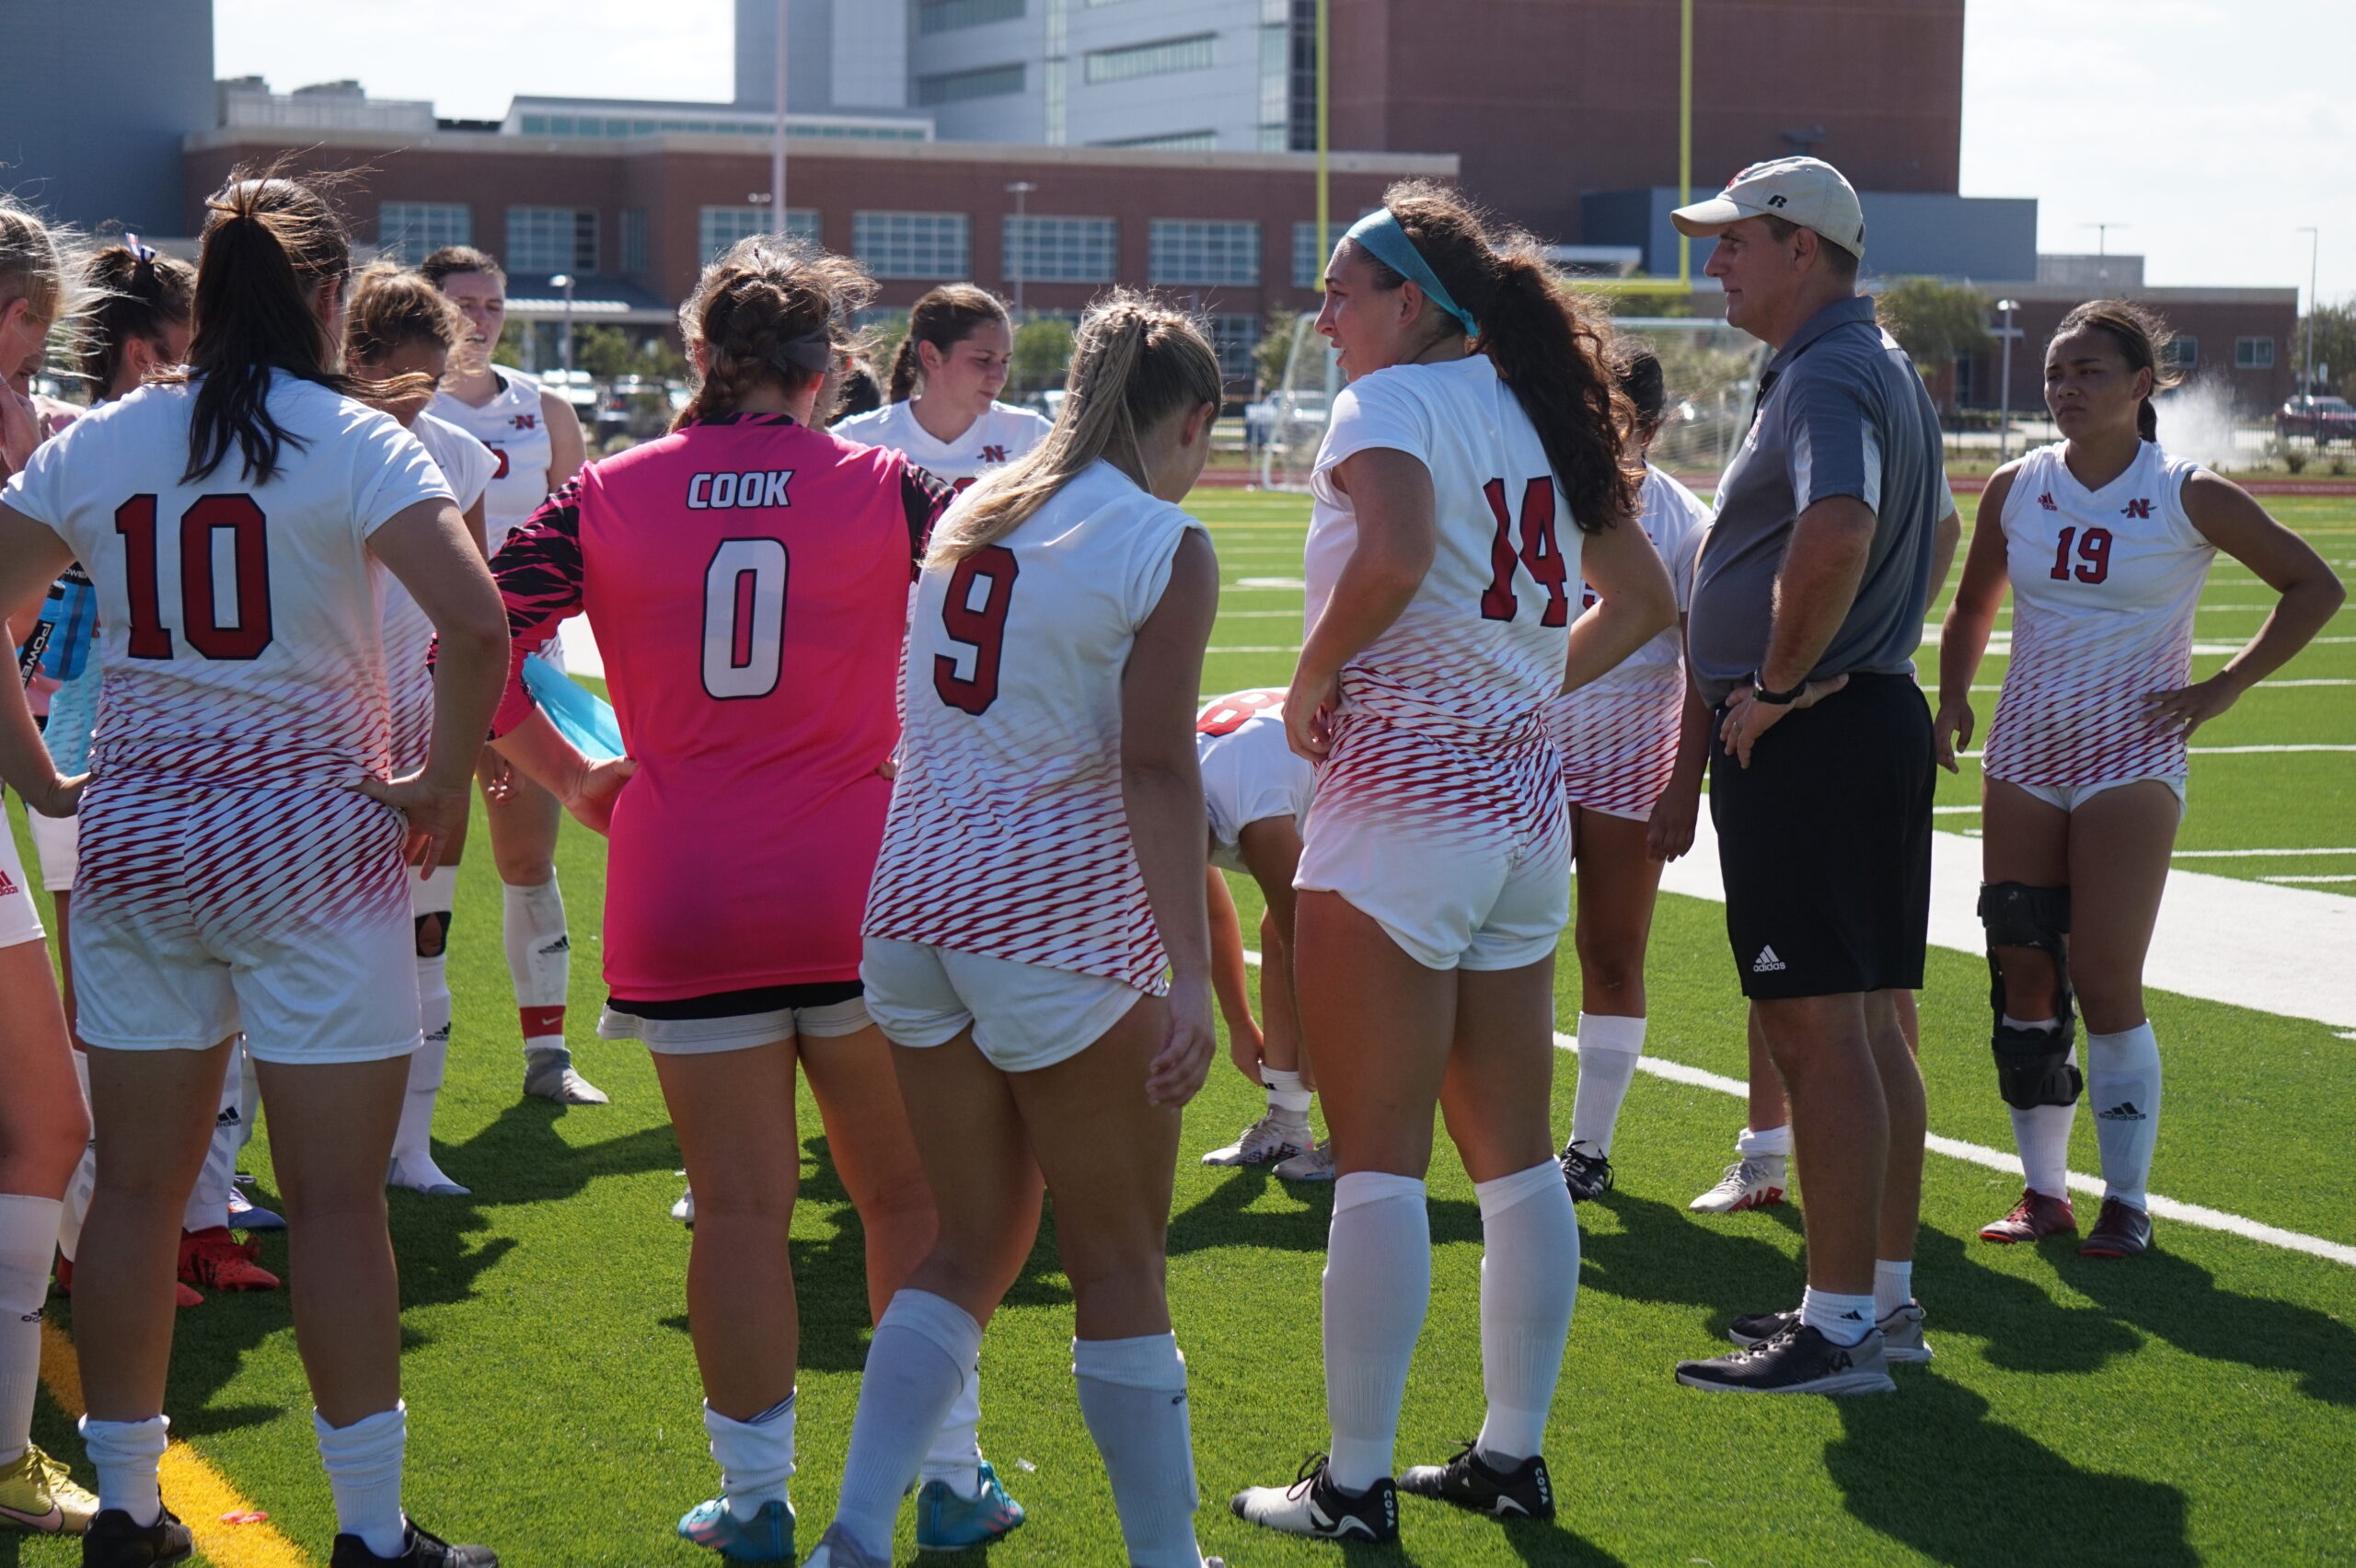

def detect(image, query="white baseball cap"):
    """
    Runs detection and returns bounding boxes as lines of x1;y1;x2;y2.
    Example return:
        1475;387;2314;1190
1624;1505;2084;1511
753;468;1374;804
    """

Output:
1671;156;1866;260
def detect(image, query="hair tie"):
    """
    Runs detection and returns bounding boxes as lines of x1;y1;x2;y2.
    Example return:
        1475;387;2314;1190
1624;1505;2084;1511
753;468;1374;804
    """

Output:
767;332;836;375
125;233;158;267
1344;209;1478;338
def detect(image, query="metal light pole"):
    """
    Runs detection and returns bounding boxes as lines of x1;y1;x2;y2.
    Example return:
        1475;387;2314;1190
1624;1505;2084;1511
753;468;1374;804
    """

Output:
770;0;789;233
2082;221;2126;287
1678;0;1692;287
1995;297;2019;462
1314;0;1328;291
550;271;575;386
2299;226;2320;398
1006;180;1037;315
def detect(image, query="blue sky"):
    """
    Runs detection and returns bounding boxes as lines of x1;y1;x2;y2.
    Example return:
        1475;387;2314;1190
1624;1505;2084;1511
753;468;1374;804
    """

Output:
216;0;2353;306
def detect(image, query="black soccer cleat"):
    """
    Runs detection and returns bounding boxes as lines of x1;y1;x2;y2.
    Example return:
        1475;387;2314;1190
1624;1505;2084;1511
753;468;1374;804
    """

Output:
1398;1440;1554;1521
1557;1141;1614;1203
328;1520;497;1567
1232;1456;1399;1542
1675;1323;1896;1395
80;1506;193;1567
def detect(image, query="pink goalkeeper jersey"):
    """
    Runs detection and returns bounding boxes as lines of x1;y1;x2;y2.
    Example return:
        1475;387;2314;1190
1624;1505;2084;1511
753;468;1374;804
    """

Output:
491;413;951;998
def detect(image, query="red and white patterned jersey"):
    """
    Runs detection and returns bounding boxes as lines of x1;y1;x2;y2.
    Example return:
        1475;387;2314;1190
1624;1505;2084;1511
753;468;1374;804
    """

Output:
428;367;556;551
1541;465;1709;816
1983;440;2213;788
385;411;497;774
1307;353;1581;747
865;460;1205;990
1196;689;1316;873
832;398;1052;491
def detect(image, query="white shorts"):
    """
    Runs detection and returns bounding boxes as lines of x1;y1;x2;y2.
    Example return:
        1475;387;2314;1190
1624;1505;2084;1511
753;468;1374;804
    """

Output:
0;817;43;949
598;987;872;1055
28;809;77;892
1998;775;2187;815
861;937;1143;1074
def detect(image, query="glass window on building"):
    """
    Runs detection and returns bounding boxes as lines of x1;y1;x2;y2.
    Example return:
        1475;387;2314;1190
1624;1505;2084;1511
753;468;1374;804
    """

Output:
506;207;597;274
1084;34;1216;85
1004;216;1116;284
917;63;1026;104
2236;337;2275;369
919;0;1024;32
1149;220;1259;287
856;212;972;280
699;206;823;264
1210;313;1259;380
2171;336;2199;369
1293;220;1355;290
378;202;470;262
620;209;649;275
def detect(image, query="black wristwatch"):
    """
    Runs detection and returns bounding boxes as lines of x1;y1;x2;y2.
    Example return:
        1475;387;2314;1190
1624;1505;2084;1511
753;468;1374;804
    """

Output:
1750;674;1807;706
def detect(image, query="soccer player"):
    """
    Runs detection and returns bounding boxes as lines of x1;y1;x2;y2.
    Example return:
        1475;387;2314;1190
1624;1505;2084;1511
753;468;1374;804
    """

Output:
830;285;1049;489
0;191;102;1542
0;172;508;1568
1232;183;1673;1543
420;246;600;1106
805;293;1224;1568
1194;688;1323;1177
1935;301;2343;1259
480;237;954;1563
346;266;499;1198
1544;342;1711;1201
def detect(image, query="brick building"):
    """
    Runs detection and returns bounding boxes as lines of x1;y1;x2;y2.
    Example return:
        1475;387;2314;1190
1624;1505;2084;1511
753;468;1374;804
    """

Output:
1956;285;2300;417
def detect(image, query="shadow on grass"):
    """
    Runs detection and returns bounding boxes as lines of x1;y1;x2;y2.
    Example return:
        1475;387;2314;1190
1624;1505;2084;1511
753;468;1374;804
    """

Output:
2055;1244;2356;1406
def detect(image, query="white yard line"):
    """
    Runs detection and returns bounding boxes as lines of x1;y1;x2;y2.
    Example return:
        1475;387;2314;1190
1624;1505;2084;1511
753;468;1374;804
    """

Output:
1208;645;1304;655
2173;847;2356;859
2266;874;2356;884
1955;744;2356;756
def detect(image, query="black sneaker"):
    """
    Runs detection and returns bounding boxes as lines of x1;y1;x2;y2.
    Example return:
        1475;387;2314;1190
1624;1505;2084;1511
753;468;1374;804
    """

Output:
1398;1439;1554;1521
1231;1455;1399;1541
81;1506;193;1566
1728;1304;1932;1365
329;1520;498;1567
1558;1141;1614;1202
1675;1323;1895;1395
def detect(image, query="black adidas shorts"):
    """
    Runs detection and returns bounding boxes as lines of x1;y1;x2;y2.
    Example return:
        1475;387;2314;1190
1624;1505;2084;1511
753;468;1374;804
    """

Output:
1709;674;1934;1000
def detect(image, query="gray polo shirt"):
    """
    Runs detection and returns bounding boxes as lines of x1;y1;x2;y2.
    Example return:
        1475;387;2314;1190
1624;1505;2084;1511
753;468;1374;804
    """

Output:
1688;295;1947;708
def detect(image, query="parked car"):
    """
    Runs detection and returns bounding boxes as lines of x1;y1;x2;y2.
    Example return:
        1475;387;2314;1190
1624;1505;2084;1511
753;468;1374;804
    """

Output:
2276;394;2356;444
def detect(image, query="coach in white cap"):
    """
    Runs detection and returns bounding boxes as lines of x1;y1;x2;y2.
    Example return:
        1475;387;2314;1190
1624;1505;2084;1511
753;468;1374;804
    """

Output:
1668;157;1959;1395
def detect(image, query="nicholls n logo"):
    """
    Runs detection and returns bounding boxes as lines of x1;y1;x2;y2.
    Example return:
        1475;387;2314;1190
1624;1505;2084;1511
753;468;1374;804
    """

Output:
512;413;539;432
980;444;1009;464
2121;499;2154;519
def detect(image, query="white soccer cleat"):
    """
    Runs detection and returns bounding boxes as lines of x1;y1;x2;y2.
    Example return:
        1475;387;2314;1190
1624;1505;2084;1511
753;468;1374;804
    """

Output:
525;1046;610;1106
670;1186;696;1227
1274;1137;1336;1182
1689;1154;1787;1214
387;1153;470;1198
1202;1112;1311;1168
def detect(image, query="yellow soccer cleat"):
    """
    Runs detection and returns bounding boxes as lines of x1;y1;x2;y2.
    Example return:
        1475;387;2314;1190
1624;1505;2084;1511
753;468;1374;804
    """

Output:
0;1442;100;1536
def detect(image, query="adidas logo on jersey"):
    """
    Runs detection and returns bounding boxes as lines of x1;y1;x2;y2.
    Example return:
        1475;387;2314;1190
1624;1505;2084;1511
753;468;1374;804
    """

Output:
0;868;17;895
687;470;795;511
2038;491;2058;511
2096;1101;2147;1121
1751;945;1786;974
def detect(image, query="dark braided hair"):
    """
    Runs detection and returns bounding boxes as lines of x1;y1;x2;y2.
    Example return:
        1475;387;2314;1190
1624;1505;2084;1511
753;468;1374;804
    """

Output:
75;239;195;396
675;236;872;429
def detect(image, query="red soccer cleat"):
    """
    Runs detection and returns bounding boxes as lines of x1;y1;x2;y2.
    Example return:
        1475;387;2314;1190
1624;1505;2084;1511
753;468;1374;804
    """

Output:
178;1228;281;1292
1979;1187;2077;1243
55;1254;204;1308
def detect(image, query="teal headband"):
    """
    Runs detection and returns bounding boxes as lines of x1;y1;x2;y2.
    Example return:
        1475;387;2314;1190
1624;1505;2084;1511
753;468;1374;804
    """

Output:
1344;208;1479;339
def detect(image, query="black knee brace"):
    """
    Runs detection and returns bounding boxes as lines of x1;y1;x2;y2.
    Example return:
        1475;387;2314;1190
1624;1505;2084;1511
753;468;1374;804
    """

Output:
1978;882;2080;1109
414;908;451;960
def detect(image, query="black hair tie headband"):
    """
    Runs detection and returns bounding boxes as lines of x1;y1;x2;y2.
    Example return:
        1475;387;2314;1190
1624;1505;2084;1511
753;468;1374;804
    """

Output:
767;332;836;375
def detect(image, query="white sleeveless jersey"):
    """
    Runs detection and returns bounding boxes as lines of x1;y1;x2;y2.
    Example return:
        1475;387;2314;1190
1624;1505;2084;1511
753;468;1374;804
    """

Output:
1983;440;2214;788
1195;689;1316;873
1541;465;1710;816
831;399;1051;491
384;412;498;773
427;367;556;550
865;460;1205;989
1307;353;1580;746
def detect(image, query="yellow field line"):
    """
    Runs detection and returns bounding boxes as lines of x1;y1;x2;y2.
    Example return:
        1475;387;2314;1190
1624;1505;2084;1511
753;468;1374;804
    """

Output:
40;1318;314;1568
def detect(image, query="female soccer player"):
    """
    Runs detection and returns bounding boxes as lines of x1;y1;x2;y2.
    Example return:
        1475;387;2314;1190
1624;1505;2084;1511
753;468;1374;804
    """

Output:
480;237;954;1563
1936;301;2343;1259
1194;688;1323;1178
830;284;1049;488
0;172;508;1568
346;265;498;1198
0;192;101;1542
420;245;599;1107
1543;343;1711;1201
1231;182;1673;1543
805;293;1223;1568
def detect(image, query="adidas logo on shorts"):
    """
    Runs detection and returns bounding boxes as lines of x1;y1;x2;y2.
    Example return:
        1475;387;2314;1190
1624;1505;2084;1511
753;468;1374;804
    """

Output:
215;1105;241;1129
2096;1101;2147;1122
1751;945;1787;974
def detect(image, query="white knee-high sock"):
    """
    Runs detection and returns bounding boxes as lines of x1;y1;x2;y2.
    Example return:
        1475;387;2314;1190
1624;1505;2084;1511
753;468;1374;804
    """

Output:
1262;1068;1312;1123
314;1402;406;1558
705;1393;795;1522
181;1050;240;1234
394;868;462;1188
2086;1024;2162;1209
1737;1124;1791;1159
919;1360;983;1498
80;1413;167;1527
1323;1171;1428;1493
1073;1334;1201;1568
1569;1013;1644;1156
834;1291;980;1560
502;877;570;1057
1472;1163;1577;1465
2002;1020;2074;1200
57;1051;95;1263
0;1194;63;1467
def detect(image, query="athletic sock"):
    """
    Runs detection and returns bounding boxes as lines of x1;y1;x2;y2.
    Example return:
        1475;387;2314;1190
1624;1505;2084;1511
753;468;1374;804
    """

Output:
79;1413;167;1528
918;1359;983;1499
1261;1068;1312;1120
314;1402;406;1558
57;1051;94;1262
1072;1334;1201;1568
2007;1102;2075;1201
834;1291;980;1561
1872;1259;1913;1319
1472;1162;1576;1466
1799;1287;1876;1347
502;877;570;1057
180;1053;242;1234
0;1195;63;1467
2086;1023;2162;1209
1569;1013;1644;1157
705;1393;794;1523
1736;1124;1792;1159
1323;1171;1428;1493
